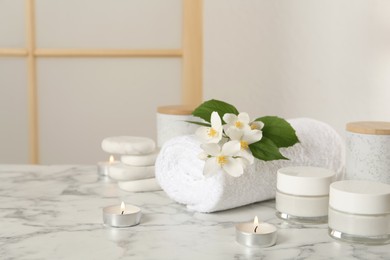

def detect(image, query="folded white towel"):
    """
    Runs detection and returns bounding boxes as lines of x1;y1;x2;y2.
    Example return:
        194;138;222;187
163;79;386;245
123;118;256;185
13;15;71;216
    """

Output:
109;164;155;181
118;178;162;192
155;118;344;213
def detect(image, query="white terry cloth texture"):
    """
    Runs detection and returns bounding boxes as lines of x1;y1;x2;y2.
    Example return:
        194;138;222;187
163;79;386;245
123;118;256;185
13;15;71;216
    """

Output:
118;178;162;192
155;118;345;213
102;136;156;155
109;164;155;181
121;149;160;166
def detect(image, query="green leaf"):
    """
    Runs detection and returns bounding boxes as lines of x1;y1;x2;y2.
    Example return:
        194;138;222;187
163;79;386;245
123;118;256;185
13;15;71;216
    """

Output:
185;120;211;127
255;116;299;148
249;137;288;161
192;99;239;123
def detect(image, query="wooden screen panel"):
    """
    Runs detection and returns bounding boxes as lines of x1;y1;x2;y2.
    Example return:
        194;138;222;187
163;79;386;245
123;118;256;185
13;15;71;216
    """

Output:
37;58;181;164
0;0;25;47
35;0;182;49
0;58;29;163
0;0;203;163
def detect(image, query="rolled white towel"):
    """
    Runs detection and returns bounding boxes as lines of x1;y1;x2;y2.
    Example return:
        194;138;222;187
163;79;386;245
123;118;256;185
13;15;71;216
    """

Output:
118;178;162;192
155;118;344;213
121;149;159;166
109;164;155;181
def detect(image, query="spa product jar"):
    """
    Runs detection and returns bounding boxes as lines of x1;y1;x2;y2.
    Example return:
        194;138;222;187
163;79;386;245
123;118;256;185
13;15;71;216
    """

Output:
156;105;199;148
345;121;390;184
328;180;390;245
275;166;336;224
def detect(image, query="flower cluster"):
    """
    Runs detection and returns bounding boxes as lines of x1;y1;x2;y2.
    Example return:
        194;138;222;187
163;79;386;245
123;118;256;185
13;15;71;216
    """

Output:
196;111;264;177
190;99;299;178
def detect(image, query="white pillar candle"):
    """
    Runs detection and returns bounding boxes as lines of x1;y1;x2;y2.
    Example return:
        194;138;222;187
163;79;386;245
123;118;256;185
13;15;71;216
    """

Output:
345;121;390;184
328;180;390;245
103;202;142;228
235;216;277;248
275;166;335;224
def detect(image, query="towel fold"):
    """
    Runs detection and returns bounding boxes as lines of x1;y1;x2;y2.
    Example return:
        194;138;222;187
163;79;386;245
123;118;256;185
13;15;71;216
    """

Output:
118;178;162;192
155;118;344;213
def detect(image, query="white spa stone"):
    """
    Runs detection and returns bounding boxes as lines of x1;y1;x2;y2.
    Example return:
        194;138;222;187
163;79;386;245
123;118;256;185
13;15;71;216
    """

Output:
108;164;155;181
101;136;156;155
121;149;159;166
118;178;162;192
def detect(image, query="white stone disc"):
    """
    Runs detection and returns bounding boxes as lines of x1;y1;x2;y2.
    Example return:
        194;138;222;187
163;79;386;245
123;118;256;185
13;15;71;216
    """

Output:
121;149;159;166
102;136;156;155
109;164;155;181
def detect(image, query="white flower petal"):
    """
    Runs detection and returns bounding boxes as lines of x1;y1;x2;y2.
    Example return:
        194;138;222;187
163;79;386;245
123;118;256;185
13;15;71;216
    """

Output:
226;127;244;141
251;121;264;130
221;140;241;156
244;130;263;144
223;113;237;124
195;126;209;139
211;111;222;129
201;143;221;156
198;152;209;160
223;159;244;177
238;112;250;124
239;150;255;165
203;158;221;177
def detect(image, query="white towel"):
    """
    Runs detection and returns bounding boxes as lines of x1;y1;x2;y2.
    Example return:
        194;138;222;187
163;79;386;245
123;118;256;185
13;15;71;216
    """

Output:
155;118;344;213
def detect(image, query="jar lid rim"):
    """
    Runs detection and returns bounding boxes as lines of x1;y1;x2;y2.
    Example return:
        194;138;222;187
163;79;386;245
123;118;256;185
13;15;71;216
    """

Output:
346;121;390;135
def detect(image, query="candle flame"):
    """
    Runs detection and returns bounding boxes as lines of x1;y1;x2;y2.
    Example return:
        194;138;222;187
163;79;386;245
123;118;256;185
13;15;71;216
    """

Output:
109;155;115;163
254;216;259;226
121;201;125;212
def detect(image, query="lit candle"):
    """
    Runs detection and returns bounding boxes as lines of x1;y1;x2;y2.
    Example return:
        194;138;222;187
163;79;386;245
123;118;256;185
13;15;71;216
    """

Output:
97;155;119;176
235;216;277;247
103;201;142;228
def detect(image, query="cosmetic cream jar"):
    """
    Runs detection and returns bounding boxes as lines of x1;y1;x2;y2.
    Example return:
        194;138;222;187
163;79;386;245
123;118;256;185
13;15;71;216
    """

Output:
328;180;390;245
156;105;199;148
345;121;390;184
275;166;336;224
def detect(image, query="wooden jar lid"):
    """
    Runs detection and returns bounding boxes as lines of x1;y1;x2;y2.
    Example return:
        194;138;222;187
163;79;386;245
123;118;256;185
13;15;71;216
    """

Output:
346;121;390;135
157;105;195;115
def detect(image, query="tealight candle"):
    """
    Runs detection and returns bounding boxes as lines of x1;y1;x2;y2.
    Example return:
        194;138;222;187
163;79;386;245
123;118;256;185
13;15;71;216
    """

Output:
97;155;119;176
328;180;390;245
235;216;277;247
103;201;142;228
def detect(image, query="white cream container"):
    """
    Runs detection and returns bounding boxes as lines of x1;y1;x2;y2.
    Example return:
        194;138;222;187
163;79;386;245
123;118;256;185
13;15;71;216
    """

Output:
345;121;390;184
156;105;200;148
275;166;336;224
328;180;390;245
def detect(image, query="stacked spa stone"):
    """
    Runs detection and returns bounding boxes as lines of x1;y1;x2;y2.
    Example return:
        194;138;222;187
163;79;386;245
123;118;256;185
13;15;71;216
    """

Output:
101;136;161;192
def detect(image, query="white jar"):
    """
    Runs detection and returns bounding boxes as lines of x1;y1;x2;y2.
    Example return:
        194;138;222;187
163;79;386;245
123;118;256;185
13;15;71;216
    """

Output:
346;121;390;184
156;105;199;148
275;166;336;224
328;180;390;245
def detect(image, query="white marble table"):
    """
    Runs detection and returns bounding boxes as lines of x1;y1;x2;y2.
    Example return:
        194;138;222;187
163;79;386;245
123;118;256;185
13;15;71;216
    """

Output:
0;165;389;260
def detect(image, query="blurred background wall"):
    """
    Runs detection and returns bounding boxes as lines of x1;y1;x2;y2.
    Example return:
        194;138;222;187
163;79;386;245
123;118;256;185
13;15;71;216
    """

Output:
1;0;389;164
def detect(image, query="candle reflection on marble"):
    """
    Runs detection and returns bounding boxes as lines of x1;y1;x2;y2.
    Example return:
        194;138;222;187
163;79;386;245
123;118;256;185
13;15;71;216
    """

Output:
103;201;142;228
97;155;119;176
235;216;277;247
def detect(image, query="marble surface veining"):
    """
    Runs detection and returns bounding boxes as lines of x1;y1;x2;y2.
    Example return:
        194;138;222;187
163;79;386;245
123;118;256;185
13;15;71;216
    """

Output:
0;165;389;260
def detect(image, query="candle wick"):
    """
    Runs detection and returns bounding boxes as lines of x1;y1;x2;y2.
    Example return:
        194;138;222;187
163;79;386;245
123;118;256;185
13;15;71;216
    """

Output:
121;211;124;215
254;225;258;233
